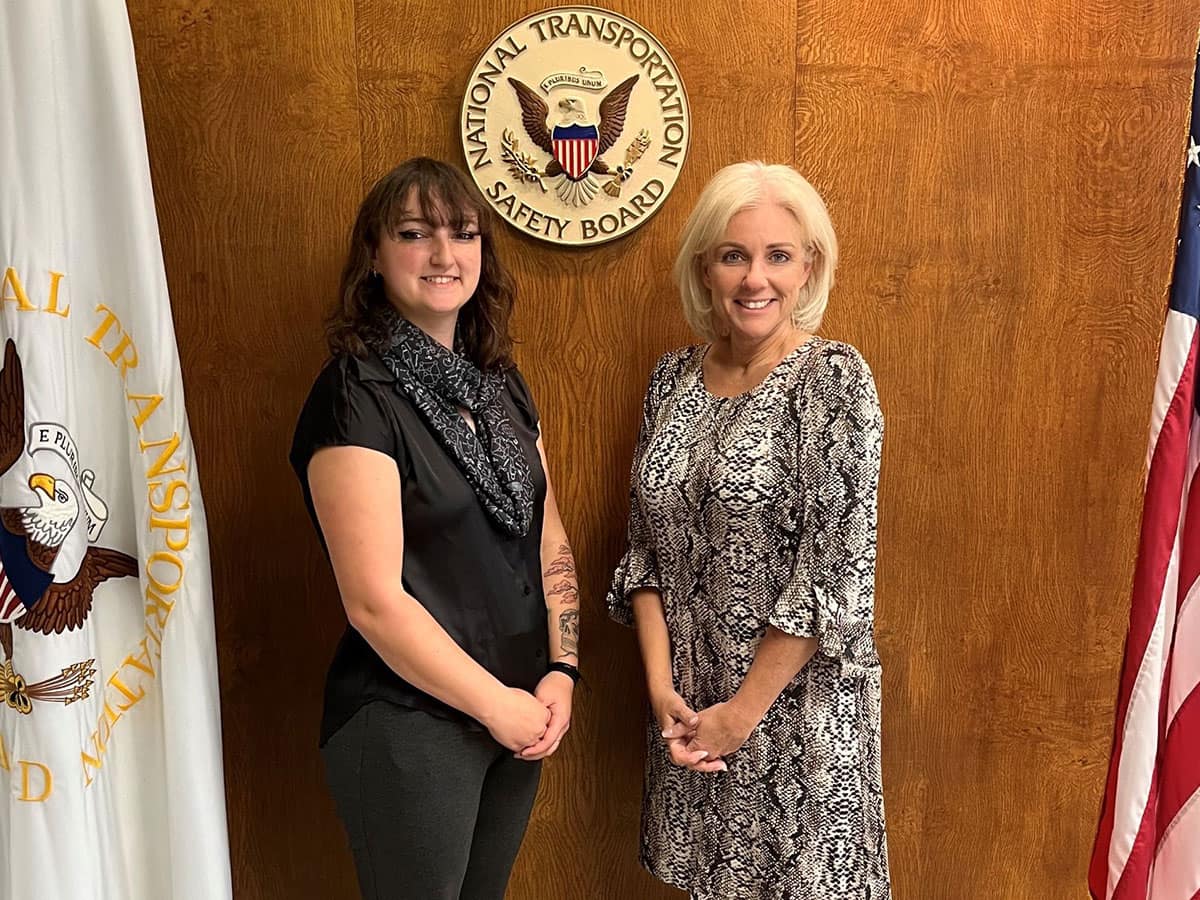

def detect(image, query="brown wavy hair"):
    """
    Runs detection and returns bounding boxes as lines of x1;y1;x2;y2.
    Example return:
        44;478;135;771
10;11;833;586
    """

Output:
326;157;516;370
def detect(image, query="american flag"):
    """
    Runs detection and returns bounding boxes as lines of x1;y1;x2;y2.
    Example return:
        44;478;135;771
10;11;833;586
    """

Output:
1089;51;1200;900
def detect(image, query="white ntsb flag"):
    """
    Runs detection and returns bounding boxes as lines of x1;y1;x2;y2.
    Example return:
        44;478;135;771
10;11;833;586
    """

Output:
0;3;232;898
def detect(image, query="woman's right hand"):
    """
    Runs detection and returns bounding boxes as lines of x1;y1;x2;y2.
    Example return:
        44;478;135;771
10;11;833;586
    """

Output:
651;689;726;773
482;686;551;752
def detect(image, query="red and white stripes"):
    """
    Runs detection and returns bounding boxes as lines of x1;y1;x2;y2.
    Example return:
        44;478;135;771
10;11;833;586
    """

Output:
1090;309;1200;900
552;138;598;180
0;569;25;623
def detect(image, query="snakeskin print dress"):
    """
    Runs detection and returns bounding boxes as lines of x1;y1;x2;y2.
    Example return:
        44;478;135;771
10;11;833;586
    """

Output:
607;337;891;900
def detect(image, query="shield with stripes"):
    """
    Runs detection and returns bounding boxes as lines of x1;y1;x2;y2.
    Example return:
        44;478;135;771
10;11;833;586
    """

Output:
551;123;599;181
0;520;53;625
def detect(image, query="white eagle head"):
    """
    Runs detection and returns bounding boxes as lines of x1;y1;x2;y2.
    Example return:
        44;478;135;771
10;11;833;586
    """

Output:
556;96;587;124
20;473;79;549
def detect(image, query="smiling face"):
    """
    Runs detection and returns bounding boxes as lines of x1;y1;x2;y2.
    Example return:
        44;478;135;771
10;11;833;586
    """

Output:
702;201;812;347
372;188;482;335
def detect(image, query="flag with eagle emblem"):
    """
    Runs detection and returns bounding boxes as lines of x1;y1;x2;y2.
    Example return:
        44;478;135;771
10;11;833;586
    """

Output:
0;3;232;898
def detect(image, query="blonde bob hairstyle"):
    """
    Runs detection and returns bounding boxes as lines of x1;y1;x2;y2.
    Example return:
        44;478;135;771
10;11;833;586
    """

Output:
672;161;838;341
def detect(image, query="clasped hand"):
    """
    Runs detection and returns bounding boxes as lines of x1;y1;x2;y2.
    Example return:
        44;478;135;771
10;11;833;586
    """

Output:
504;670;574;761
654;691;757;774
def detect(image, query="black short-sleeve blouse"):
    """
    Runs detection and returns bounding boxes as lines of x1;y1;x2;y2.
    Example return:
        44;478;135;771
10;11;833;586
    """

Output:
289;351;549;745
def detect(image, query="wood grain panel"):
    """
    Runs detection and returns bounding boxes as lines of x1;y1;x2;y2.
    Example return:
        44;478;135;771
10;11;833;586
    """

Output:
125;0;1198;897
126;2;363;897
796;1;1196;897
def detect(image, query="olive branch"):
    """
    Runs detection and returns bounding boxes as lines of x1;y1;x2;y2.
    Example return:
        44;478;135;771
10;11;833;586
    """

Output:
501;130;547;192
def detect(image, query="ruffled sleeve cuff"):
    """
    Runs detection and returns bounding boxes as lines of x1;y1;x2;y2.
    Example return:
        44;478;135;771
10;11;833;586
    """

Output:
768;569;851;661
605;546;660;627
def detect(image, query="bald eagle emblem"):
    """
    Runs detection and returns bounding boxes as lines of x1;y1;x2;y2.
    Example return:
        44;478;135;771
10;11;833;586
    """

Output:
0;340;138;714
503;75;649;206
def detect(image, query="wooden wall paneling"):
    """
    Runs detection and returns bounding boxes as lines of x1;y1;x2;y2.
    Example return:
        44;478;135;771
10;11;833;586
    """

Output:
796;1;1196;896
125;0;1200;895
126;2;363;897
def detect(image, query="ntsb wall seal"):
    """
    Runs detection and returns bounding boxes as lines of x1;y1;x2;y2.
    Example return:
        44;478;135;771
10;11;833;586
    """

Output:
460;7;691;247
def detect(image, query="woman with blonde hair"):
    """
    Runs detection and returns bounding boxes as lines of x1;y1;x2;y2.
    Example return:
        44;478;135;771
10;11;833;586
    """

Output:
608;161;890;899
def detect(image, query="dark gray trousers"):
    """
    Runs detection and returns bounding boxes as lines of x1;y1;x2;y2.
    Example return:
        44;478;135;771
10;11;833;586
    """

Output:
322;701;542;900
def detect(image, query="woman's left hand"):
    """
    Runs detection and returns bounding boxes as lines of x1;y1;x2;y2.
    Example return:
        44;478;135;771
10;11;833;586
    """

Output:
516;671;574;760
687;701;758;760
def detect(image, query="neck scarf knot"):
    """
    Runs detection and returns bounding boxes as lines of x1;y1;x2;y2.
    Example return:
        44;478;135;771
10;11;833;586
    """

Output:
377;313;534;537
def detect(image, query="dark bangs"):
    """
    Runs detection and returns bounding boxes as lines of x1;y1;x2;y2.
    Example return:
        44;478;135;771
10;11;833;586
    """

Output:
374;158;493;240
326;157;516;370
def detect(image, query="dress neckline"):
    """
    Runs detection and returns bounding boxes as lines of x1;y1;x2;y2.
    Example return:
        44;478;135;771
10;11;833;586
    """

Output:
698;335;820;400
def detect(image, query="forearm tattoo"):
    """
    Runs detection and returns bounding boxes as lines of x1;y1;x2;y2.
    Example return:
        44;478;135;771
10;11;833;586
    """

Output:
558;608;579;656
544;542;580;659
544;543;579;605
547;581;580;604
544;544;576;582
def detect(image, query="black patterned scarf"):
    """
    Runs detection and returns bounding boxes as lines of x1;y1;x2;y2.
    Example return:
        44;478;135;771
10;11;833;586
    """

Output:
378;312;534;537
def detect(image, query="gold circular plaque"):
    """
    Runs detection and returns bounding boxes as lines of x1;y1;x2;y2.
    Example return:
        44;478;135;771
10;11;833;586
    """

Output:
460;6;691;247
